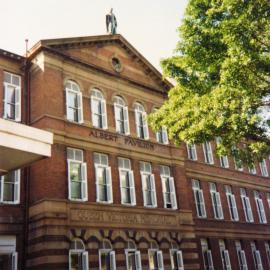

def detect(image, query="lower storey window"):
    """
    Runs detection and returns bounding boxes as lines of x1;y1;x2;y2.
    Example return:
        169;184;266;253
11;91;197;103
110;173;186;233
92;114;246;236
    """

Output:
99;250;116;270
126;250;141;270
148;250;164;270
0;236;17;270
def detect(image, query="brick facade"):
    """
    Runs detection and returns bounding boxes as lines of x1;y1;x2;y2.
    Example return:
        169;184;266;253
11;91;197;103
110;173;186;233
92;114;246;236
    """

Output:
0;34;270;270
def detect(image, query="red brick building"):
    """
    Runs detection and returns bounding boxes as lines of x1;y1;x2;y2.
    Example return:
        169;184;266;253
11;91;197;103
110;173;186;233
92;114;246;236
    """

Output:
0;34;270;270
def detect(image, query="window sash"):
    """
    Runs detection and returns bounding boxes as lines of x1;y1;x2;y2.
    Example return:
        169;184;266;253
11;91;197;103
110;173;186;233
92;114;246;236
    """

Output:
156;127;169;144
203;142;214;164
255;198;267;223
187;144;197;160
114;104;130;134
222;250;232;270
259;160;269;177
125;250;141;270
91;97;107;129
0;170;20;204
226;193;239;221
241;196;254;222
95;165;113;203
161;177;177;209
211;191;223;219
119;169;136;205
66;89;83;123
237;250;248;270
203;250;214;270
3;83;21;122
141;173;157;207
193;189;206;218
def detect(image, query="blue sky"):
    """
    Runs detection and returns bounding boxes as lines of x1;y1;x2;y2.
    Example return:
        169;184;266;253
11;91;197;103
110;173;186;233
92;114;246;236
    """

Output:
0;0;189;70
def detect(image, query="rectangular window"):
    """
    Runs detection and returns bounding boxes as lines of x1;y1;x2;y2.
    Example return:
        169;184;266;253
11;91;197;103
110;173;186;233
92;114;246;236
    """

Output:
160;165;177;209
225;185;239;221
254;191;267;224
156;127;169;145
251;242;263;270
69;251;89;270
216;137;229;168
140;162;157;207
94;153;112;203
99;250;116;270
3;72;21;122
192;180;206;218
125;250;141;270
259;159;269;177
235;241;248;270
67;148;87;201
210;183;224;219
240;188;254;222
118;158;136;205
203;142;214;164
219;240;232;270
0;236;17;270
0;170;20;204
187;144;197;161
170;249;184;270
201;239;214;270
148;250;164;270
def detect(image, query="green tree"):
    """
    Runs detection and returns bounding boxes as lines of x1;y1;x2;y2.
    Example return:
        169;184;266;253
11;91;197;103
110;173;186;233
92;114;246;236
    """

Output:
149;0;270;164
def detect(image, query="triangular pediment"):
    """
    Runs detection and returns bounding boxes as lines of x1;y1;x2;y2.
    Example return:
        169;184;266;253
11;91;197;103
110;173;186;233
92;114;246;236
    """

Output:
30;35;172;93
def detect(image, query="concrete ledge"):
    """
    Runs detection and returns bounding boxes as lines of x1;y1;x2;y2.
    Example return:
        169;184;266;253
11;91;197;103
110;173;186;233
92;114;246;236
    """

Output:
0;118;53;174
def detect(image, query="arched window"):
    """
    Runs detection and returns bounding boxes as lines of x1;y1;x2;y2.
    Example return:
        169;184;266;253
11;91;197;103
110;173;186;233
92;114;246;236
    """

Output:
99;240;116;270
170;242;184;270
148;241;163;270
134;103;149;140
69;238;88;270
91;89;107;129
65;80;83;123
113;96;130;134
153;108;168;145
125;241;142;270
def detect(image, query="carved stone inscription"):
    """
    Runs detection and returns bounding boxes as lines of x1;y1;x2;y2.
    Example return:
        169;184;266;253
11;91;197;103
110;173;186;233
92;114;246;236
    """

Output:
89;129;155;150
70;209;177;228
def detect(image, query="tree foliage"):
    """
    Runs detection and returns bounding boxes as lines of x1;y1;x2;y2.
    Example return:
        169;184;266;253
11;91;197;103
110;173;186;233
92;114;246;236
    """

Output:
149;0;270;164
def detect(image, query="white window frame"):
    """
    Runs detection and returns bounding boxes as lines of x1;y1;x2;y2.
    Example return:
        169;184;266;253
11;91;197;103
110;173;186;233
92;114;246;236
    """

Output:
69;239;89;270
240;188;254;223
148;249;164;270
170;249;184;270
251;242;263;270
201;239;214;270
113;96;130;135
125;249;142;270
65;80;83;123
3;72;21;122
99;249;116;270
203;142;214;164
0;236;17;270
216;137;229;168
248;163;257;175
118;158;136;206
94;153;113;203
254;191;267;224
160;166;177;210
0;170;20;204
91;88;107;129
225;185;239;221
210;183;224;220
187;144;197;161
134;103;149;140
140;162;157;208
67;148;88;201
219;240;232;270
192;180;206;218
259;159;269;177
235;241;248;270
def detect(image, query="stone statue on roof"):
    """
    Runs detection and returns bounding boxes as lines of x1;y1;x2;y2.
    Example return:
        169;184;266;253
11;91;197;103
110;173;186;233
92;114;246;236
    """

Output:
106;8;117;35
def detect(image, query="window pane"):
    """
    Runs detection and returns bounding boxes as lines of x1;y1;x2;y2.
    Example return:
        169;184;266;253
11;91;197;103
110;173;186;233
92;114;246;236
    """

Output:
0;254;12;270
128;252;136;270
70;163;81;181
71;253;82;270
100;253;110;270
